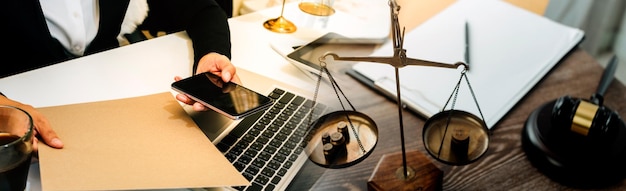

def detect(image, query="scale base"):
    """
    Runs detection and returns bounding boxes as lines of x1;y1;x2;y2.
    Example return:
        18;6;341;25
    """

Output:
368;151;443;191
263;16;296;33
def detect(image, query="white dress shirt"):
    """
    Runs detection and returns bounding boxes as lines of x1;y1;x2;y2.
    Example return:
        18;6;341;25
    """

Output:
39;0;100;56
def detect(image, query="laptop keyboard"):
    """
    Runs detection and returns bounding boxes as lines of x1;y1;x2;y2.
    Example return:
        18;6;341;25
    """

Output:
216;88;327;191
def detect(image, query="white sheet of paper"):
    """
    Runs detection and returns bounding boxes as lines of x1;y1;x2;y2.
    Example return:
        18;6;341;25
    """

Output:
351;0;584;129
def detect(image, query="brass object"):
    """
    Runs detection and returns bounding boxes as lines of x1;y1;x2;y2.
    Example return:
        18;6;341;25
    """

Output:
318;0;478;181
306;111;378;169
299;0;335;16
423;110;489;165
571;101;598;136
263;0;297;33
337;121;350;142
316;0;488;189
322;52;466;70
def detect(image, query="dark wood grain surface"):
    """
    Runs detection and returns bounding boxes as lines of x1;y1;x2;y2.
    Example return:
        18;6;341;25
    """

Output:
287;48;626;190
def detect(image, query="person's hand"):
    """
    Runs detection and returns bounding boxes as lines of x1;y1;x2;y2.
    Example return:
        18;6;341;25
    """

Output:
174;52;240;111
0;96;64;154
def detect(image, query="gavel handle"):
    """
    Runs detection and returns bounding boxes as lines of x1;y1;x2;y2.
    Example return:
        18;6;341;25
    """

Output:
591;55;618;105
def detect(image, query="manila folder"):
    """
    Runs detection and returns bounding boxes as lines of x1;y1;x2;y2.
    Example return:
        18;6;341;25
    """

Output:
37;92;248;191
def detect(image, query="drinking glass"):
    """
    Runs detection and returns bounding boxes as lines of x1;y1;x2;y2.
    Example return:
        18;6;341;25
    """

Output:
0;105;34;191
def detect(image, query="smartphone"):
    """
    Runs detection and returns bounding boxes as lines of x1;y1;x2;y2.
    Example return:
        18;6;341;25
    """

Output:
171;72;273;119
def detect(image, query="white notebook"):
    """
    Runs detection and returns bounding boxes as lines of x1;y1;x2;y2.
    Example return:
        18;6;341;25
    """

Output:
348;0;584;129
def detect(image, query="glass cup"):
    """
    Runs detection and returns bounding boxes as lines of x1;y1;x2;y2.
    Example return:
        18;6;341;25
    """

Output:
0;105;34;191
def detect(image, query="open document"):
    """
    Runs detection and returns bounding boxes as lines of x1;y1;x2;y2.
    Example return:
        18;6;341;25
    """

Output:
348;0;584;129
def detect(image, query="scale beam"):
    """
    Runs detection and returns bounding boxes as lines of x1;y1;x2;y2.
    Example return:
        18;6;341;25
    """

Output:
321;52;468;70
320;0;468;71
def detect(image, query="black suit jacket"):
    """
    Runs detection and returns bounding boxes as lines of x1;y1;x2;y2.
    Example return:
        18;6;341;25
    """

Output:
1;0;231;78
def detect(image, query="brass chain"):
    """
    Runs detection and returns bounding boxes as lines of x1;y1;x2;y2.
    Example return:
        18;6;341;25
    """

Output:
309;60;366;153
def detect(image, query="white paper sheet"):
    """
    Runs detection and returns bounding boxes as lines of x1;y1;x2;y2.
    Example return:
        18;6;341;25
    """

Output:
350;0;584;129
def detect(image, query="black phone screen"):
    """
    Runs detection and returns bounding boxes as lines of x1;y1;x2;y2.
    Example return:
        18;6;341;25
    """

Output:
171;72;272;119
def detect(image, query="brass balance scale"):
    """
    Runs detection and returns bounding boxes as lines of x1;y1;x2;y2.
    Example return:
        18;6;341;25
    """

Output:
297;0;490;190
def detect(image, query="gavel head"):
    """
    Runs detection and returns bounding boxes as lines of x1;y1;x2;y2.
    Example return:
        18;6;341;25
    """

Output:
550;95;622;155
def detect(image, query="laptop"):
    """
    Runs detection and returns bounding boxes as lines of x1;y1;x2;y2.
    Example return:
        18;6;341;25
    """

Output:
184;67;332;191
0;29;334;190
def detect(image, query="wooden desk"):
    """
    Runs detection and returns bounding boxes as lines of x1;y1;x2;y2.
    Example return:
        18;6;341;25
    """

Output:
11;1;621;190
286;48;626;190
267;1;626;189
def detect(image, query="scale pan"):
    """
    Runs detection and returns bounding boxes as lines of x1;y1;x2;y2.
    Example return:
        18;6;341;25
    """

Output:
305;110;378;168
423;110;489;165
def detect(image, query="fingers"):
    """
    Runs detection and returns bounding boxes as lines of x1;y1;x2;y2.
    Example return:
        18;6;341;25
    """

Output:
0;96;64;150
175;52;240;112
175;93;210;112
221;70;232;82
231;73;242;84
192;102;209;111
31;112;64;149
33;138;39;154
196;52;239;83
175;93;194;106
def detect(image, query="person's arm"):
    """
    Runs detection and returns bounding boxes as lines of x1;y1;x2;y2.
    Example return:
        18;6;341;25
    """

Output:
139;0;232;74
141;0;237;111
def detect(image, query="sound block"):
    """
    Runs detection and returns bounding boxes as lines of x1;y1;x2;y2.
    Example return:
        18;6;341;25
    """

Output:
368;151;442;191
